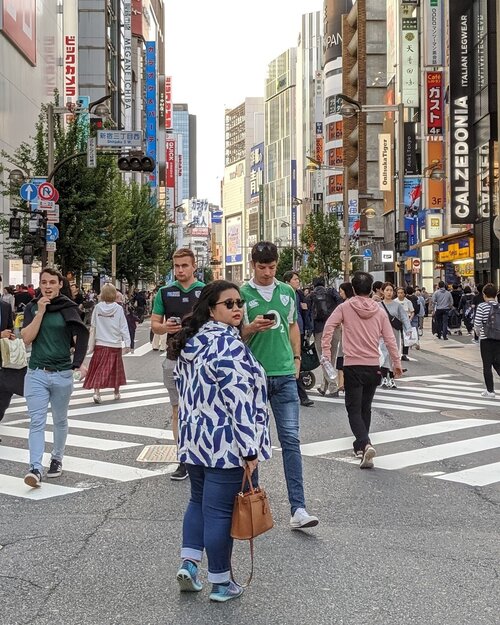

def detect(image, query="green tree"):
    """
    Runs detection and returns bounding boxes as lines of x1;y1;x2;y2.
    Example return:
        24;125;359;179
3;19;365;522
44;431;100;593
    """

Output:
276;246;295;281
115;182;171;288
300;211;342;284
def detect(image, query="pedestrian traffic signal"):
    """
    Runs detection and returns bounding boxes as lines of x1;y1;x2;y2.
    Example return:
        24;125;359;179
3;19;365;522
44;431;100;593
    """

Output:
117;154;155;173
395;231;409;253
9;217;21;239
90;117;104;132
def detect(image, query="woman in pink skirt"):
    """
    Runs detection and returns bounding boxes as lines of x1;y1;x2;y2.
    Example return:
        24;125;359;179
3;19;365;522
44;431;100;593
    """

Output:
84;284;130;403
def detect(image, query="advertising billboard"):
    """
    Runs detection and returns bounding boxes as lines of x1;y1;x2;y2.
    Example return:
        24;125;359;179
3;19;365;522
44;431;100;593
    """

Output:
190;199;209;237
378;133;392;191
225;215;243;264
165;76;173;129
0;0;36;65
250;144;264;202
449;0;475;224
123;0;132;131
401;6;419;107
165;138;176;211
63;0;78;103
323;0;355;64
426;71;443;136
403;177;422;218
424;0;443;67
145;41;157;187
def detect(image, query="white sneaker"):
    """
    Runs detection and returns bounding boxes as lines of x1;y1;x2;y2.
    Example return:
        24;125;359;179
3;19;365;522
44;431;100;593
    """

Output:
480;390;496;398
93;393;102;404
360;445;376;469
290;508;319;530
387;378;397;389
380;377;388;387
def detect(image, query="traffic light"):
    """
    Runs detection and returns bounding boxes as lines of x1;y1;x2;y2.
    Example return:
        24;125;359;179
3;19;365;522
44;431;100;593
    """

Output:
395;231;409;254
90;117;104;132
117;154;155;172
9;217;21;239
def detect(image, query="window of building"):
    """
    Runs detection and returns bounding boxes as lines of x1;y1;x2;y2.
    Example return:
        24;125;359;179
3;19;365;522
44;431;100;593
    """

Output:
326;121;342;142
328;175;343;195
328;147;343;167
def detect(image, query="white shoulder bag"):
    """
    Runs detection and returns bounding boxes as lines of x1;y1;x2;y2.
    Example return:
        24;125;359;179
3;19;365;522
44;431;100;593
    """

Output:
0;338;28;369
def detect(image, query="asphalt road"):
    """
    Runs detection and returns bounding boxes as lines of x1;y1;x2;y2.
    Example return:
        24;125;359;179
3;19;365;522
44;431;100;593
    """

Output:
1;325;499;625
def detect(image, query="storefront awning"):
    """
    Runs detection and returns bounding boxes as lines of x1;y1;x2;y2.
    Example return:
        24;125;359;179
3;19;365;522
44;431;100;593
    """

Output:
410;229;473;250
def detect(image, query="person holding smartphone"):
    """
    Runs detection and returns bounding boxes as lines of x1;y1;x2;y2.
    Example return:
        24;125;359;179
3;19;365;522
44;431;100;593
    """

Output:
150;248;205;481
240;242;319;530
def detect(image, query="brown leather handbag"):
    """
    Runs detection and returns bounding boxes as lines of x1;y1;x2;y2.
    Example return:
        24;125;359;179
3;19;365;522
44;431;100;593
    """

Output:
230;466;273;586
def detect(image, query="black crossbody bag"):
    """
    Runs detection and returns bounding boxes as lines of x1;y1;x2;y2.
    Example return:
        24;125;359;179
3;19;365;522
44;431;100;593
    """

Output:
382;302;403;331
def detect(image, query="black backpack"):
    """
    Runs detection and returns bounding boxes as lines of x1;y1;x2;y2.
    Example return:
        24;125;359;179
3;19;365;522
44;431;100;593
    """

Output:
311;286;339;322
483;303;500;340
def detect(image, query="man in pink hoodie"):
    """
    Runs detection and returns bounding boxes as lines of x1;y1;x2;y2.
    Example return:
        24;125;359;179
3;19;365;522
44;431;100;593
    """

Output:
321;272;402;468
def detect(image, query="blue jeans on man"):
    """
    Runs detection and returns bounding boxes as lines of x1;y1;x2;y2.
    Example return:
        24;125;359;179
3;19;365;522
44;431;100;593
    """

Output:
267;374;305;514
24;368;74;471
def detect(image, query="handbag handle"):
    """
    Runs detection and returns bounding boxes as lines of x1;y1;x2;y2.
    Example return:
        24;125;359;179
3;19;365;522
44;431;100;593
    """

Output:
231;464;257;588
239;464;256;495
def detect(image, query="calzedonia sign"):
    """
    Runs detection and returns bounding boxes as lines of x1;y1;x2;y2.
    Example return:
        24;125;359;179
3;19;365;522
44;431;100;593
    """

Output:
449;0;475;225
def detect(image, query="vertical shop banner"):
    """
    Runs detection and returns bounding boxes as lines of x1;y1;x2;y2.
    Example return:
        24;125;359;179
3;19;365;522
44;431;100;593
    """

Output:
378;133;392;191
404;123;419;175
157;75;166;185
426;140;445;211
165;76;173;129
250;144;264;201
190;199;209;237
449;1;475;224
0;0;36;65
165;138;176;212
225;215;243;263
291;160;297;246
145;42;157;187
348;190;359;240
176;133;184;205
401;8;419;107
424;0;443;66
426;71;443;136
123;0;132;131
403;177;422;218
63;0;78;102
404;216;418;257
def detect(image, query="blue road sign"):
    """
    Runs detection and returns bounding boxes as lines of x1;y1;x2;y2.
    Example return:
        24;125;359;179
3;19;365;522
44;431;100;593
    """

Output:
211;210;223;224
19;183;37;202
363;248;373;259
46;224;59;242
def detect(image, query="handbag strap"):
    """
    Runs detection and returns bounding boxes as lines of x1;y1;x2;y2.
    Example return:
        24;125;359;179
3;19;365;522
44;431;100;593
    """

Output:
230;538;254;588
239;464;255;495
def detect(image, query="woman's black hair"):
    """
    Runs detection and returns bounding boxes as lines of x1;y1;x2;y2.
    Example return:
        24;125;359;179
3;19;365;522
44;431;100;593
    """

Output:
339;282;354;299
170;280;240;358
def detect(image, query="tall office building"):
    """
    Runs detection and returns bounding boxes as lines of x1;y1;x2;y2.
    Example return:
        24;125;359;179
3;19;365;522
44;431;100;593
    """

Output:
172;104;197;201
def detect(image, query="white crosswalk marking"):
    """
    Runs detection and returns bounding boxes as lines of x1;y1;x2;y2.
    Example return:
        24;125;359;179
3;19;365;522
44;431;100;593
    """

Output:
0;380;175;500
300;419;498;456
435;462;500;487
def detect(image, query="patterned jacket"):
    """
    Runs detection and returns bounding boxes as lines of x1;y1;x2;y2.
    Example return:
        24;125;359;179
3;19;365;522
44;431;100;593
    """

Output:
174;321;271;469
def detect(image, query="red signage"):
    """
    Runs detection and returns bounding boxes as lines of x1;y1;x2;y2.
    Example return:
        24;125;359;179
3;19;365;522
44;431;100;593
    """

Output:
426;71;443;136
166;139;176;188
1;0;36;65
165;76;172;129
64;35;77;98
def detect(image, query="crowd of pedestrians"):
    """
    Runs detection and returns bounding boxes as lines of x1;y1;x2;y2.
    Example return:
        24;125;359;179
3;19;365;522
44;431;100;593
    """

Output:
0;242;498;604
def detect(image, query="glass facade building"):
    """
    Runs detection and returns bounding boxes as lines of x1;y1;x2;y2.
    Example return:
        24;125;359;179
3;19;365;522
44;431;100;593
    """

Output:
172;104;197;201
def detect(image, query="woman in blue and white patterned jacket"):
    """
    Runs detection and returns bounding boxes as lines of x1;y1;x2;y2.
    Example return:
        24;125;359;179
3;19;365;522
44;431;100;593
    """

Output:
172;280;271;603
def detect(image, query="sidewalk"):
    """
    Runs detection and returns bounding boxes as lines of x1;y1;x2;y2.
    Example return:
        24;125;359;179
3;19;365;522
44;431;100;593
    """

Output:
417;317;482;370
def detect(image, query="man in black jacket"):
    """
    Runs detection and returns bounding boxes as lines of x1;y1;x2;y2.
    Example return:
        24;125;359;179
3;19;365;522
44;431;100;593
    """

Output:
21;268;89;487
0;300;26;422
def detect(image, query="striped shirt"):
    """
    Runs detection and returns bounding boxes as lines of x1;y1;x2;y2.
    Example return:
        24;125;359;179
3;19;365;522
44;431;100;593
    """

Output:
474;301;498;340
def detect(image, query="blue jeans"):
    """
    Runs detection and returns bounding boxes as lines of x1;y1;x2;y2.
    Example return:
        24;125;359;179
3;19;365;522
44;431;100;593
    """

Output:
267;374;305;514
435;308;449;338
181;465;256;583
24;368;74;471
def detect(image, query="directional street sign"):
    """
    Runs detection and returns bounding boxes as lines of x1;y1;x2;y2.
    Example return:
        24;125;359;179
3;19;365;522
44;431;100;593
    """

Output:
97;130;142;147
45;224;59;242
363;248;373;259
45;241;57;252
87;137;97;168
38;182;58;201
19;183;37;202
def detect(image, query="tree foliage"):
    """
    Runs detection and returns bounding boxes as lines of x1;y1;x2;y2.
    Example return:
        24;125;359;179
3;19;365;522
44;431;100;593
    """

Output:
1;95;173;285
300;211;342;284
276;246;295;281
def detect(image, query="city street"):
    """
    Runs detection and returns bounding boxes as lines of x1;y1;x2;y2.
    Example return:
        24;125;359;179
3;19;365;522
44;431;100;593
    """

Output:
1;324;499;625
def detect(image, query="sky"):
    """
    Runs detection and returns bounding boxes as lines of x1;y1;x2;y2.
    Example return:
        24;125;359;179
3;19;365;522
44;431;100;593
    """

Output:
164;0;322;205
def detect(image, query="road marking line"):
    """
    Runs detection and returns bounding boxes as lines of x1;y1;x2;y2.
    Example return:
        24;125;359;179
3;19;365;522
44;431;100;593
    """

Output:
0;426;140;450
47;418;173;440
373;433;500;470
0;475;82;500
436;462;500;486
124;342;153;357
310;395;440;413
396;374;455;382
8;381;163;406
374;388;498;408
0;447;175;481
300;419;498;457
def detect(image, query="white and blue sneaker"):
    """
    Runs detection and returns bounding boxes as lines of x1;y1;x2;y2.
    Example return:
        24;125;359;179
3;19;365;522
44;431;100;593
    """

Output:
209;580;244;602
176;560;203;592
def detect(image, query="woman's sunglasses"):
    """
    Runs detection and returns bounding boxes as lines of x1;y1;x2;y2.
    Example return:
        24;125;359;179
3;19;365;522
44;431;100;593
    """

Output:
214;299;245;310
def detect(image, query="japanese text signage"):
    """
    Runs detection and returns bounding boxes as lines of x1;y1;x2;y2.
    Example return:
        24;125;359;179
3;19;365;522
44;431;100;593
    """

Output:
145;41;157;186
426;71;443;136
424;0;443;66
250;144;264;201
123;0;132;131
165;76;172;129
401;9;419;107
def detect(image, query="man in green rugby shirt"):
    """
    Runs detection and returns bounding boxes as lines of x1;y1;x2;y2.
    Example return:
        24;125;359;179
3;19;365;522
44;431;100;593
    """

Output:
241;242;319;530
151;248;204;480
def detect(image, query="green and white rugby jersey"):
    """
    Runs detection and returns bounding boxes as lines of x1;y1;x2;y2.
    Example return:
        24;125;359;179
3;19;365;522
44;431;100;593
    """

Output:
240;279;297;377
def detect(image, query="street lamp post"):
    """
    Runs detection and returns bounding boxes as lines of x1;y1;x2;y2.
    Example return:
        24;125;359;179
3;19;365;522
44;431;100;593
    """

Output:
336;94;405;286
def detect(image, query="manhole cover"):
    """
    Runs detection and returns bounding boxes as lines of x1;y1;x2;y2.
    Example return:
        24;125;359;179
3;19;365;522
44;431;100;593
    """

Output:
136;445;178;463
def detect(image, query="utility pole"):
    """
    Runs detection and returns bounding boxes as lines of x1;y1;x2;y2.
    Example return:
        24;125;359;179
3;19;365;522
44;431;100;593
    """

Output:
343;163;350;281
44;104;55;268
